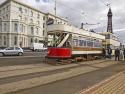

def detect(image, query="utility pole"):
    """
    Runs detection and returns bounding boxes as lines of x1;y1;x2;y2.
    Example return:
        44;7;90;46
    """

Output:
54;0;57;16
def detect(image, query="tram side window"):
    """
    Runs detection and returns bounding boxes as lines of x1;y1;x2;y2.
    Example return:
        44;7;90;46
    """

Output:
106;34;110;39
94;40;102;48
82;37;86;46
82;40;86;46
73;39;78;46
87;39;93;47
87;41;93;47
79;40;83;46
94;42;100;47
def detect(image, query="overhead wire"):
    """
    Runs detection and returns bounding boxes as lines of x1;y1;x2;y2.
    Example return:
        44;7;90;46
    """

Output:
35;0;103;26
35;0;85;16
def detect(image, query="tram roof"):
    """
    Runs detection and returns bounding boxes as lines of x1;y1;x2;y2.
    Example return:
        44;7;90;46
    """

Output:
47;24;105;40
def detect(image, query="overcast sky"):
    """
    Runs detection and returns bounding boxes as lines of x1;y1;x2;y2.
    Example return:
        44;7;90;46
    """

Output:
0;0;125;42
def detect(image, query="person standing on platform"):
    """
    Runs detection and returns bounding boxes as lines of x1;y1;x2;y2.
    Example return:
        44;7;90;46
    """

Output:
102;48;106;59
115;48;120;61
108;47;112;59
123;48;125;61
120;49;124;61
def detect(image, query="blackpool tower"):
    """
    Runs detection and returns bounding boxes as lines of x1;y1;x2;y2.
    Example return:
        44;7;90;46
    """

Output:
107;7;113;33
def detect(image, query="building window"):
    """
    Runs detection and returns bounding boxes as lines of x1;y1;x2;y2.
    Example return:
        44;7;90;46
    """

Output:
14;36;17;45
0;18;2;32
4;23;7;32
25;9;27;13
0;36;2;45
19;7;22;13
31;27;34;34
23;25;25;33
31;38;33;43
43;16;45;20
6;5;9;11
3;16;5;19
37;21;40;25
3;8;5;14
7;6;9;11
24;17;27;22
24;37;25;46
35;38;37;43
4;36;6;45
0;25;1;32
6;14;8;19
20;24;23;32
31;11;33;16
43;30;45;36
14;23;18;32
37;14;40;19
22;37;23;46
43;23;45;28
36;28;39;35
30;19;33;23
19;15;22;20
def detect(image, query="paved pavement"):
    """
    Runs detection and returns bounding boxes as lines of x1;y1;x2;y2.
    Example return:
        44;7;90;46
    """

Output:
80;70;125;94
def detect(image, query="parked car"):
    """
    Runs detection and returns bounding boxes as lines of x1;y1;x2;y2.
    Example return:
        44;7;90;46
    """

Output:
0;47;23;56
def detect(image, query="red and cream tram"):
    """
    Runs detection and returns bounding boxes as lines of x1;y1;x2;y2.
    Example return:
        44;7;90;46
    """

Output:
47;24;105;59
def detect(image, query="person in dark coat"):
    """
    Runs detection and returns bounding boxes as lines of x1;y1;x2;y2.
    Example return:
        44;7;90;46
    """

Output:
115;48;120;61
108;48;112;59
102;48;106;59
123;48;125;61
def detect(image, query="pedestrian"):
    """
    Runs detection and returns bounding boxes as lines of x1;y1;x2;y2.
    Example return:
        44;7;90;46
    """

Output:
120;49;124;61
123;48;125;61
102;48;106;59
105;49;108;58
115;48;120;61
108;47;112;59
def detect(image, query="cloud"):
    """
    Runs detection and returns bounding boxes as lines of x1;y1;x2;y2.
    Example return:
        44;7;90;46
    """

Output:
114;29;125;32
0;0;125;42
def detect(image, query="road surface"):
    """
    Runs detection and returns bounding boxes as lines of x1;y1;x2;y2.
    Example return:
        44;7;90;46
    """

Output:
0;53;124;94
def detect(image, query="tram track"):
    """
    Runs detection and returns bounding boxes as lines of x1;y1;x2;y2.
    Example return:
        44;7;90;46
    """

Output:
0;59;114;85
0;59;118;94
0;59;108;75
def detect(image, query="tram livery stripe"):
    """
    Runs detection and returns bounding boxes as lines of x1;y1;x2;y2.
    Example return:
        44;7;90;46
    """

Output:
72;47;102;51
72;51;102;55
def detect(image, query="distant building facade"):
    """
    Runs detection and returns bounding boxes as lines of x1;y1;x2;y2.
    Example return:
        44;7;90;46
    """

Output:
0;0;68;48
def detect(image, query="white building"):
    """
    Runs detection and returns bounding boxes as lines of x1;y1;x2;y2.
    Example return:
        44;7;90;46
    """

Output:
0;0;68;48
